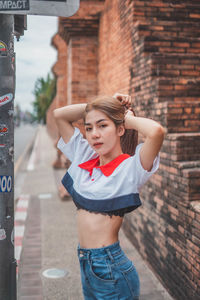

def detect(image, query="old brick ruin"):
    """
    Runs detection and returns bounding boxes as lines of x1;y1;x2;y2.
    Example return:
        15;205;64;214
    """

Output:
46;1;200;299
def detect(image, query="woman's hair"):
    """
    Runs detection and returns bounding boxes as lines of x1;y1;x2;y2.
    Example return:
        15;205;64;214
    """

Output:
84;95;138;156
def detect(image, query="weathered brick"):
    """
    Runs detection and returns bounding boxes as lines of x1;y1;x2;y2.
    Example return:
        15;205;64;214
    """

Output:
190;14;200;18
173;42;190;48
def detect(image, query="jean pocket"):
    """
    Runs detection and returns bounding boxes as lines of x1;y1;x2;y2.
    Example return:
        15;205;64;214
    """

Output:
89;258;116;283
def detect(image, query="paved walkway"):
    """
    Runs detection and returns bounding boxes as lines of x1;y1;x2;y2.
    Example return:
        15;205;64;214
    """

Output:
16;125;174;300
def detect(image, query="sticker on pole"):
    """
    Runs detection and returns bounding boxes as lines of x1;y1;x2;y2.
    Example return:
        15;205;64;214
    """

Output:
0;0;29;10
0;41;8;56
0;93;13;107
0;125;8;136
0;176;12;193
11;228;14;245
0;0;80;17
0;228;6;241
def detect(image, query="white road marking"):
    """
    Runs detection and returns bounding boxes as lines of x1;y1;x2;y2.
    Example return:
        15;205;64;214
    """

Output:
15;246;22;261
27;132;40;171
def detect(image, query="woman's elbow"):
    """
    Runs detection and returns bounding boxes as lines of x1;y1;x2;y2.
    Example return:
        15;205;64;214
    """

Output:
150;124;165;140
53;108;60;120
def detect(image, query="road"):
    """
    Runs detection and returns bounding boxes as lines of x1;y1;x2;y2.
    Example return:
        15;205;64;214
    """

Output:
14;123;38;201
14;123;38;163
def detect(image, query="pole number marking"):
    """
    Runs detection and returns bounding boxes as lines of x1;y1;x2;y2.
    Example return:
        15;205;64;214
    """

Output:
0;176;12;192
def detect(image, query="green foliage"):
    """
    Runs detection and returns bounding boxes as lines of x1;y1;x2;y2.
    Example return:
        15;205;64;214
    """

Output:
32;73;56;124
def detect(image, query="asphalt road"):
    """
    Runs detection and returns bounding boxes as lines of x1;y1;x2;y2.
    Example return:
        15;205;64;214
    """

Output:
14;123;38;163
14;123;38;201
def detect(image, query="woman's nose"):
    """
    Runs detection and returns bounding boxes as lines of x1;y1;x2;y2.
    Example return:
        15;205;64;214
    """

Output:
91;128;100;138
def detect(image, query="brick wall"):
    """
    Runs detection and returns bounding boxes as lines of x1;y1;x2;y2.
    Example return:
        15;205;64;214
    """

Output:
58;0;103;105
46;1;200;299
46;33;68;140
47;0;104;138
98;0;134;95
121;1;200;299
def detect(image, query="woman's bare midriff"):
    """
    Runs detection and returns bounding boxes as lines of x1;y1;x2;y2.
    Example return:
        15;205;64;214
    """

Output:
77;209;123;248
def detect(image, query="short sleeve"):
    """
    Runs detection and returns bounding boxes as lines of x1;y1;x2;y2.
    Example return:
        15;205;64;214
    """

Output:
57;127;96;163
134;143;160;189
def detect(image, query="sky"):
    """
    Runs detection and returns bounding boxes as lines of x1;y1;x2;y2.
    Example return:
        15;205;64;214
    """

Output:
15;15;58;113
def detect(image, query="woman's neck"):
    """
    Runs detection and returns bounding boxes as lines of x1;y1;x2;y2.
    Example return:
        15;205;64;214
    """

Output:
99;147;123;166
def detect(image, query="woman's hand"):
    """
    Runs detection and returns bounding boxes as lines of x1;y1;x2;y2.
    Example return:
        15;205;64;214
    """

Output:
113;93;132;109
114;93;164;172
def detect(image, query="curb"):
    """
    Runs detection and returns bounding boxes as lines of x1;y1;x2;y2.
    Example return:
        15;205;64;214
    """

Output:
14;194;30;277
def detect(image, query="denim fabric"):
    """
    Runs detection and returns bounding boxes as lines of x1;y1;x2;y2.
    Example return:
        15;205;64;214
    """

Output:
77;241;140;300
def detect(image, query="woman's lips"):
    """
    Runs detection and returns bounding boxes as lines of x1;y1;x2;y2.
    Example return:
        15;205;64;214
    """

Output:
93;142;103;148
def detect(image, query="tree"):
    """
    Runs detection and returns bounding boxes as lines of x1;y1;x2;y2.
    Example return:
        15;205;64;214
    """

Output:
32;73;56;124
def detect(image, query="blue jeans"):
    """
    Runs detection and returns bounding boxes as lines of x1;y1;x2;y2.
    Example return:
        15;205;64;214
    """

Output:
77;241;140;300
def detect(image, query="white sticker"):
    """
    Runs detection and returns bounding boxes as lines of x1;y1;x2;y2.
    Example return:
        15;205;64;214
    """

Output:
8;110;14;116
0;93;13;107
0;228;6;241
11;228;14;245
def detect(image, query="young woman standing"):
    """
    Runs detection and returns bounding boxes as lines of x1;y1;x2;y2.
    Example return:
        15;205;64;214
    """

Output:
54;94;164;300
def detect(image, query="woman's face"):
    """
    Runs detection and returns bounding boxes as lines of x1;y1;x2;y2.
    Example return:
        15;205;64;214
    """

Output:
84;109;124;157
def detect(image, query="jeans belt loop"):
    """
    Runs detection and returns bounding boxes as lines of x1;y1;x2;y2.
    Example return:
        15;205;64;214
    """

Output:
106;248;114;263
87;250;91;261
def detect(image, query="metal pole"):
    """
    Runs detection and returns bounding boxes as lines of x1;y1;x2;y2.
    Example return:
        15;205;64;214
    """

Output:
0;14;16;300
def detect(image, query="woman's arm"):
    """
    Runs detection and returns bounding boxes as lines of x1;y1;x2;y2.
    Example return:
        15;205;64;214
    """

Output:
125;110;165;171
113;93;165;172
53;104;87;143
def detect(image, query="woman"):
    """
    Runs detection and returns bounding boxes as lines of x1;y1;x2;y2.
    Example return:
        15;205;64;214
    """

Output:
54;94;164;300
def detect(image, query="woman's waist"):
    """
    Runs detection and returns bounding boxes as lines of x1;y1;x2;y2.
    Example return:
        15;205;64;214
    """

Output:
78;235;119;249
77;208;123;229
77;209;122;248
77;240;123;258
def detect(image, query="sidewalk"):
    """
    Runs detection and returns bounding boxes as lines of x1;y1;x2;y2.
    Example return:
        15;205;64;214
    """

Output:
16;125;174;300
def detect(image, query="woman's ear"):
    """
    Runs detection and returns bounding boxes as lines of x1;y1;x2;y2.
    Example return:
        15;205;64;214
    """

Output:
117;124;125;137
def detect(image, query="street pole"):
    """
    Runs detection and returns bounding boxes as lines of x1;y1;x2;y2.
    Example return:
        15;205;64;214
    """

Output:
0;14;16;300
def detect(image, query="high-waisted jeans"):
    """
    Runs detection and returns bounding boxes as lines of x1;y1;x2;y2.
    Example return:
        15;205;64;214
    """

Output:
77;241;140;300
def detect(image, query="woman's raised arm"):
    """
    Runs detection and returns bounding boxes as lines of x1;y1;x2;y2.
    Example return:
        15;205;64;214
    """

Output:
125;110;165;171
53;103;87;143
113;93;165;172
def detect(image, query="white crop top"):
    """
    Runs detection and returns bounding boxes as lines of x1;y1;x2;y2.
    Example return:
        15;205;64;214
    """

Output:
57;127;160;216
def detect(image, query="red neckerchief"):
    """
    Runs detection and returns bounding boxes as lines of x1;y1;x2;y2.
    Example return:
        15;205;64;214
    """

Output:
78;154;130;177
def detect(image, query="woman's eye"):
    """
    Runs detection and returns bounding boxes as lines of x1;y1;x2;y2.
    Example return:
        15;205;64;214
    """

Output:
86;127;92;132
100;124;107;128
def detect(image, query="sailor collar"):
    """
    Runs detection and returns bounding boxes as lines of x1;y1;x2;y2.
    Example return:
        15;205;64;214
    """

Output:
78;154;130;177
